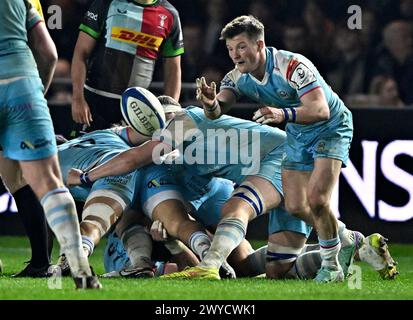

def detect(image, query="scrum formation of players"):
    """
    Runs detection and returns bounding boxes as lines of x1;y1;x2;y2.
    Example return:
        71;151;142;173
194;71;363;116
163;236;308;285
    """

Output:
0;1;398;289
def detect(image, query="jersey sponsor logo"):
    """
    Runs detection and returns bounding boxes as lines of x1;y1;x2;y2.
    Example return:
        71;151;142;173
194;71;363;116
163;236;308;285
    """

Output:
86;10;98;21
20;138;53;150
289;62;316;90
111;27;163;50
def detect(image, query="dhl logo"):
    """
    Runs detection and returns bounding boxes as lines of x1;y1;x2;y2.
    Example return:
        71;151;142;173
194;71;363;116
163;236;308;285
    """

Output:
111;27;163;50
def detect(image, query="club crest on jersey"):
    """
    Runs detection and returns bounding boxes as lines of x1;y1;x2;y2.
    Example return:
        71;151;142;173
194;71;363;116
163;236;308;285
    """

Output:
158;14;168;28
289;62;316;90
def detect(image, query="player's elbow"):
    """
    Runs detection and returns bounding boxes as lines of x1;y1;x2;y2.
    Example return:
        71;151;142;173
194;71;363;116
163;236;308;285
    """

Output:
46;46;58;68
318;108;330;121
315;104;330;121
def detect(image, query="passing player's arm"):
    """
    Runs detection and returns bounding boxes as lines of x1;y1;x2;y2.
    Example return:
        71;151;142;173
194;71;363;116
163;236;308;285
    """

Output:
294;87;330;124
86;140;163;182
204;88;237;120
28;21;57;94
163;56;182;101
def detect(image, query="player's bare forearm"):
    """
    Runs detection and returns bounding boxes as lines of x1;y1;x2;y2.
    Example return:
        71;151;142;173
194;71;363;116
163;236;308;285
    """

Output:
297;88;330;124
71;54;87;101
71;32;96;100
163;56;181;101
88;140;159;182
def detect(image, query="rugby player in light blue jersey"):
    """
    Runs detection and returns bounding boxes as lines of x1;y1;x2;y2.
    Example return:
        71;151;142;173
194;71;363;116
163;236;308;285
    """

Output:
0;0;100;288
195;15;355;283
69;96;397;279
56;127;218;278
68;95;366;280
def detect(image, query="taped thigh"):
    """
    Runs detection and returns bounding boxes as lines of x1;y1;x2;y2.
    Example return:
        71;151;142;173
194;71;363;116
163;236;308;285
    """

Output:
82;189;127;236
142;190;185;220
266;242;303;265
231;181;266;216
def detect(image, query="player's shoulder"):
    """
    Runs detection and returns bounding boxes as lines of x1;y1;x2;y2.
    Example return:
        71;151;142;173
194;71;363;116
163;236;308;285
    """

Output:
222;68;242;87
157;0;180;17
275;49;317;82
28;0;44;18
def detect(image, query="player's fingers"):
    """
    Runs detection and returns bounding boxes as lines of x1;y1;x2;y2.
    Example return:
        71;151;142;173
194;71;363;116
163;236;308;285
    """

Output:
211;81;217;95
254;115;266;123
252;109;264;120
196;88;202;100
200;76;208;88
162;227;168;241
196;78;201;89
262;118;277;125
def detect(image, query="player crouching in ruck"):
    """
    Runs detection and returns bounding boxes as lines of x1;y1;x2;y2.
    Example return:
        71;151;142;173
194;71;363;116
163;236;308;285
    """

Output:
67;93;398;281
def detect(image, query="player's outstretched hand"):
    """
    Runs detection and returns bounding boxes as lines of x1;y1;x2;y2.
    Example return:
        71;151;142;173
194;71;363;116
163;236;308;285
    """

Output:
67;168;83;187
196;77;217;110
72;97;93;127
150;220;169;242
253;106;285;125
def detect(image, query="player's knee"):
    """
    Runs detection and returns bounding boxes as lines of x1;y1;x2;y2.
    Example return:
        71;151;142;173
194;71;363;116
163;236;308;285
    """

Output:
221;199;252;221
307;191;329;214
284;201;307;218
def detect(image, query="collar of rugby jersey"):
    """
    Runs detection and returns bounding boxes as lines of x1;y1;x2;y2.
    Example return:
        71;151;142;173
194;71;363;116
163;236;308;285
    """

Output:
131;0;159;7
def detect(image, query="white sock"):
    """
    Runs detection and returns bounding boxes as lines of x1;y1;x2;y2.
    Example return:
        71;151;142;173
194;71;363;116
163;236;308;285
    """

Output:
189;231;211;259
41;187;90;276
121;224;153;269
200;217;247;269
337;220;354;248
318;237;341;270
81;235;95;257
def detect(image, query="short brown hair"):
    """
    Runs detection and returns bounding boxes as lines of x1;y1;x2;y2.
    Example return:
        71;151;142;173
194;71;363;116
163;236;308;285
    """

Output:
220;15;264;41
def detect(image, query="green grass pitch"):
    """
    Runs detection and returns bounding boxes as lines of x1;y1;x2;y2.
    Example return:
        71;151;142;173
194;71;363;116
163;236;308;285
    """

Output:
0;236;412;300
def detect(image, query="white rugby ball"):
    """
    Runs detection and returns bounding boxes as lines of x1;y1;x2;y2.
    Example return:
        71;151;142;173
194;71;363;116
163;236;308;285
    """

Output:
120;87;166;136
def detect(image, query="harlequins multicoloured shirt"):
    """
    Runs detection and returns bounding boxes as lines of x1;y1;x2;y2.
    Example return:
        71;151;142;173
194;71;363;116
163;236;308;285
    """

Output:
80;0;184;96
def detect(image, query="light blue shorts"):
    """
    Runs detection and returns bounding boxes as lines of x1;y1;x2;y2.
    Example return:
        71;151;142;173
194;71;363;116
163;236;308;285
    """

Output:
189;178;234;227
253;146;284;195
0;77;57;160
137;164;184;219
268;207;312;237
282;111;353;171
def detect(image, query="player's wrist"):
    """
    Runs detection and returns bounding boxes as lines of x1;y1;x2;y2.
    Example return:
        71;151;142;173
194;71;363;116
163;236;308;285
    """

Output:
204;99;219;113
79;171;93;187
282;108;297;123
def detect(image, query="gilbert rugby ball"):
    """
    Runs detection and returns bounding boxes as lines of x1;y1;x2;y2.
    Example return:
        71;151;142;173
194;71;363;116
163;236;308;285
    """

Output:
120;87;166;136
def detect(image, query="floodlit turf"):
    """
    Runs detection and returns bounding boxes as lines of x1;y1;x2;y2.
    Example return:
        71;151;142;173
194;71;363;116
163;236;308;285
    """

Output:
0;236;412;300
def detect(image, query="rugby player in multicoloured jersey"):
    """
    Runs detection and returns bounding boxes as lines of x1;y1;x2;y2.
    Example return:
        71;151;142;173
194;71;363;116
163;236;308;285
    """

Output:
0;0;100;288
71;0;184;131
195;15;354;283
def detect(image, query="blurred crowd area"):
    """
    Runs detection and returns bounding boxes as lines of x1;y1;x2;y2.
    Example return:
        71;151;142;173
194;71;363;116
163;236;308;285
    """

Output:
43;0;413;109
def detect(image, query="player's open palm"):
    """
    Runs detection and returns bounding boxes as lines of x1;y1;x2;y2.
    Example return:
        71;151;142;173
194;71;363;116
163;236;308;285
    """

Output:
196;77;216;109
72;97;93;127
